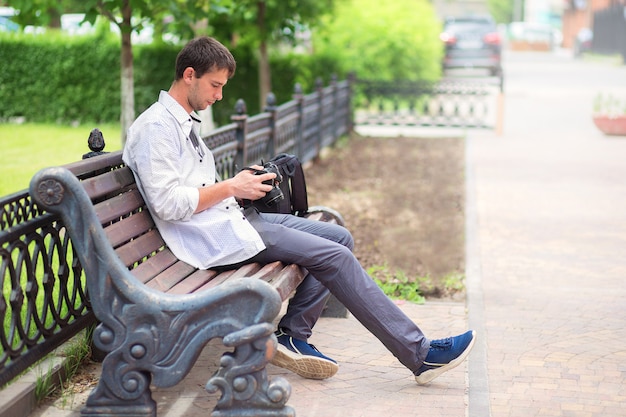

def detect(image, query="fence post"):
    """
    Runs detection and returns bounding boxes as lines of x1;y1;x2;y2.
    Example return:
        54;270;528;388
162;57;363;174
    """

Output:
315;77;323;159
293;83;304;160
232;99;248;171
330;74;338;144
264;92;278;158
347;72;356;133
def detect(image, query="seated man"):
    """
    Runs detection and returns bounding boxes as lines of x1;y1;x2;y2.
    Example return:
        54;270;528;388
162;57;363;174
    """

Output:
122;36;475;384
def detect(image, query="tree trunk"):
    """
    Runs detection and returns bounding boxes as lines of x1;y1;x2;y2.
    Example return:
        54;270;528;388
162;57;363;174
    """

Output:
119;2;135;145
257;2;271;111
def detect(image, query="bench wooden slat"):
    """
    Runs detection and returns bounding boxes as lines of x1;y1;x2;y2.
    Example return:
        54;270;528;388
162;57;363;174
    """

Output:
145;260;199;292
167;269;219;295
193;269;238;293
250;262;306;300
224;262;264;279
105;210;156;249
191;263;263;294
65;151;124;177
129;249;179;284
94;188;144;224
115;230;165;270
81;166;136;201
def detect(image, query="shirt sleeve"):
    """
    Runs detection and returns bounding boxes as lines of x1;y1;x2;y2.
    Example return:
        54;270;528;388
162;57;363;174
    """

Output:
125;120;199;222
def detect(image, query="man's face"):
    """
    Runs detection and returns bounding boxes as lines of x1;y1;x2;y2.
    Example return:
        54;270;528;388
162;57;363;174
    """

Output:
188;68;229;112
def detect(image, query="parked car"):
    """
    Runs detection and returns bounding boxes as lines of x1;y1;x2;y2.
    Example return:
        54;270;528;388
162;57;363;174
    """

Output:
440;15;502;77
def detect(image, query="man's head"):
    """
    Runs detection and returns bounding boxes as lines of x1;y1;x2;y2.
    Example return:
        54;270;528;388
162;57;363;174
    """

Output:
175;36;236;80
171;37;236;113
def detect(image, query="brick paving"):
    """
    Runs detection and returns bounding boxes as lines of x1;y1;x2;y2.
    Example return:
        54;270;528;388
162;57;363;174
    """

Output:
30;302;469;417
466;52;626;417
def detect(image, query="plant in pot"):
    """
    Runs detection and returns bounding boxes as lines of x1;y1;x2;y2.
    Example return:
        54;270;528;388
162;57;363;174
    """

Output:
592;93;626;136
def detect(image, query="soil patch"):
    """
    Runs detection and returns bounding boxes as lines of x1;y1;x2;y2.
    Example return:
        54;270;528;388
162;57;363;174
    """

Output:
304;132;465;301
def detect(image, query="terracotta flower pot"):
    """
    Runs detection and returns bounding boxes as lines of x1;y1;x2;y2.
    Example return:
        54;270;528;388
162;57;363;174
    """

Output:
592;115;626;136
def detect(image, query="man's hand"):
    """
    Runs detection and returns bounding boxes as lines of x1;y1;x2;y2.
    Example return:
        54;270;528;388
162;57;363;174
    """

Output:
231;165;276;201
195;165;276;213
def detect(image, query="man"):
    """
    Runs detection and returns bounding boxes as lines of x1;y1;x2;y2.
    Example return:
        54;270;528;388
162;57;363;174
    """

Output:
123;36;475;385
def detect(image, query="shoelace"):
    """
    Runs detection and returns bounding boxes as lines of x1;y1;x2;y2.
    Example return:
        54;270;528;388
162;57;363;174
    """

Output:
429;337;453;350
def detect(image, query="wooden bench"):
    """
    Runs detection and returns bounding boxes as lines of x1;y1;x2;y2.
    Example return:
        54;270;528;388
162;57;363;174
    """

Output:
29;150;343;417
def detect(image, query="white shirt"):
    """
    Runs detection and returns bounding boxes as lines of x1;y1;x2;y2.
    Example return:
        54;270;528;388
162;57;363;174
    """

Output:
122;91;266;269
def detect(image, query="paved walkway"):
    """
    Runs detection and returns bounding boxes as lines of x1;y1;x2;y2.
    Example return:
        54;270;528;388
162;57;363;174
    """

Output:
28;50;626;417
30;301;469;417
466;51;626;417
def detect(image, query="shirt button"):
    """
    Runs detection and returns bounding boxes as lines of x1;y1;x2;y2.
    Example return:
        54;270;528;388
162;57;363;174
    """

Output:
202;183;206;187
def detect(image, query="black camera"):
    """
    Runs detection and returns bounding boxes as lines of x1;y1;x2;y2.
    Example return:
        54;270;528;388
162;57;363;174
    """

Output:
245;162;284;206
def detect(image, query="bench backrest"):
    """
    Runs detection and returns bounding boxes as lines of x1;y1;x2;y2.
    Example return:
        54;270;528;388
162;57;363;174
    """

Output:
67;151;261;295
60;149;314;304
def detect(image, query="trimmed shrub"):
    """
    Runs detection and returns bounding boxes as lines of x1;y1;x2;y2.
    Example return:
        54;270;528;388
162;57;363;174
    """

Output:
0;33;337;126
0;31;120;124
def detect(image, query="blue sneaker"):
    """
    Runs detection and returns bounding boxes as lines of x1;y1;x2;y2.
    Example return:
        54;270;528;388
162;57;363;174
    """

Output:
414;330;476;385
270;329;339;380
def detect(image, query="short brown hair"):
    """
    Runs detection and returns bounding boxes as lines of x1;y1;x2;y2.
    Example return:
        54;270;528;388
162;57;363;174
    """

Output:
174;37;236;80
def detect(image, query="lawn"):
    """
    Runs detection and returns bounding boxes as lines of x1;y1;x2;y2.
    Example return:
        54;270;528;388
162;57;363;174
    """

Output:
0;123;122;195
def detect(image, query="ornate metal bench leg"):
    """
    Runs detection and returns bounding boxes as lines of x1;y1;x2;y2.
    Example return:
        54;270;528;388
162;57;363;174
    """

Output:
207;325;295;417
80;354;156;417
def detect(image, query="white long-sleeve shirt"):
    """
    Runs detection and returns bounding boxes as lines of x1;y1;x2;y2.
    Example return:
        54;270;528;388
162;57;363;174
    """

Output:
122;91;265;269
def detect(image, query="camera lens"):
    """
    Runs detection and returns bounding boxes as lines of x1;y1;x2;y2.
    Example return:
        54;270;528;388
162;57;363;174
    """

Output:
263;187;284;206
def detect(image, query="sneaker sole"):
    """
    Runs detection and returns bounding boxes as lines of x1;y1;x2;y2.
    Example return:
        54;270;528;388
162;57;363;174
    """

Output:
271;344;339;380
414;330;476;385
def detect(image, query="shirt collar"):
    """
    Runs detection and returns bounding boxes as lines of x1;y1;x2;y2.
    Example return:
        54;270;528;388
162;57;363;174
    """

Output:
158;91;202;135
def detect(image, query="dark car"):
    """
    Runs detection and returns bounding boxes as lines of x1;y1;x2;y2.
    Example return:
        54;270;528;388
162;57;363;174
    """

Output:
440;15;502;77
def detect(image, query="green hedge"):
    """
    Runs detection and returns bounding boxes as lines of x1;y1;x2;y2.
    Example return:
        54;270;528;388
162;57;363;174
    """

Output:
0;33;344;127
0;32;120;124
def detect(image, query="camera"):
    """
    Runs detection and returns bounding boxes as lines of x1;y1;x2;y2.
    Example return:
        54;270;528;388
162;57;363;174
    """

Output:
245;162;284;206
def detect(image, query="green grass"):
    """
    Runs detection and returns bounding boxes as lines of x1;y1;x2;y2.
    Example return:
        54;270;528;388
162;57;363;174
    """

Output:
0;123;122;195
35;327;94;404
367;264;426;304
1;123;102;394
367;263;466;303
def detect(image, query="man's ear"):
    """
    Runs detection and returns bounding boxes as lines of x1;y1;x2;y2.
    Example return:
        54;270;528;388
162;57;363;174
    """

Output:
183;67;195;83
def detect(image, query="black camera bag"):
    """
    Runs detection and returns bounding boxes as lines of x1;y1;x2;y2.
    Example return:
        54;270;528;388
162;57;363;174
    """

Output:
253;153;309;216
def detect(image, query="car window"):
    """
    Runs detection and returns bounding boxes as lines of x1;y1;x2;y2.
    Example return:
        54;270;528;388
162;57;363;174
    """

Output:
445;20;495;30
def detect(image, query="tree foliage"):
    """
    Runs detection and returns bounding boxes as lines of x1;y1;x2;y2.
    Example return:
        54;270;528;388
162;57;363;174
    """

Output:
313;0;443;82
6;0;336;137
488;0;515;23
207;0;335;109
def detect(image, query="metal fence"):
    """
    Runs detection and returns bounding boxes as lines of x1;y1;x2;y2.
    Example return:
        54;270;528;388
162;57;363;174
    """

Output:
0;77;352;389
352;77;503;130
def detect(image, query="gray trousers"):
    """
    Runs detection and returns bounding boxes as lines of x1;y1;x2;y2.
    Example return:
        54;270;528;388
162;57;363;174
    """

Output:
244;208;430;374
